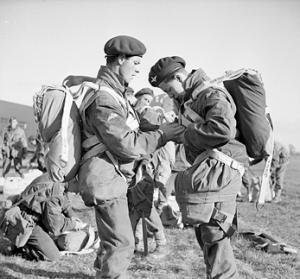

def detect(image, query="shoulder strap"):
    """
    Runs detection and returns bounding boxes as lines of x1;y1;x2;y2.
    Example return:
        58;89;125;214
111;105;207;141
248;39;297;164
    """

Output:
100;86;127;109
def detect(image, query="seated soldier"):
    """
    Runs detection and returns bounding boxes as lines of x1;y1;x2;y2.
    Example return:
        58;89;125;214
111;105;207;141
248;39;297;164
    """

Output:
0;173;96;261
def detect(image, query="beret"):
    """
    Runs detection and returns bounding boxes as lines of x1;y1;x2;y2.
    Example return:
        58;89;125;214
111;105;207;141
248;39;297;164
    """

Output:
104;35;146;57
148;56;186;87
135;88;154;98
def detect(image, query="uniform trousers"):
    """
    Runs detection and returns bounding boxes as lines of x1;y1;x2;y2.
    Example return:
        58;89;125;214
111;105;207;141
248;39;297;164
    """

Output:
195;220;238;279
94;195;134;279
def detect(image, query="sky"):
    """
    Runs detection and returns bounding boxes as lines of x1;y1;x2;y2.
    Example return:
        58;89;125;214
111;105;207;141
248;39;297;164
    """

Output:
0;0;300;150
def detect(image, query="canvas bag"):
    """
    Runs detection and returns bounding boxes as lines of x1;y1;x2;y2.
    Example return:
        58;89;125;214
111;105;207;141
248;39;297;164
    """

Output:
33;85;82;182
179;69;274;208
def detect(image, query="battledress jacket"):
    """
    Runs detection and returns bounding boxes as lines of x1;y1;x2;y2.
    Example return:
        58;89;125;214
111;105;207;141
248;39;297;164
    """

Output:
175;69;248;224
78;66;167;205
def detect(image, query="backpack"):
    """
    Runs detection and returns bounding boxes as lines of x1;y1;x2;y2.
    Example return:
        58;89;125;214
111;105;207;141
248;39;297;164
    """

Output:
182;68;274;206
33;85;83;182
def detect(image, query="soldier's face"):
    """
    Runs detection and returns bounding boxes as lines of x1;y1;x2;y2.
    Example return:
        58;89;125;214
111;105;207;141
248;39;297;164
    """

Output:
159;78;185;99
138;94;153;106
119;56;142;84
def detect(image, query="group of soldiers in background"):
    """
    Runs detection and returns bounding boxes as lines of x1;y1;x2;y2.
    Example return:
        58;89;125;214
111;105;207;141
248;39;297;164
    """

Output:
0;35;292;279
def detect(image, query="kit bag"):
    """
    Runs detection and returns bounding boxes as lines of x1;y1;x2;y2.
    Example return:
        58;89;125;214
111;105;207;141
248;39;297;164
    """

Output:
33;85;82;182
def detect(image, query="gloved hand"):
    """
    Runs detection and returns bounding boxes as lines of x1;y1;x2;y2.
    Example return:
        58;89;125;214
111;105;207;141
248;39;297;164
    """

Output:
159;122;186;143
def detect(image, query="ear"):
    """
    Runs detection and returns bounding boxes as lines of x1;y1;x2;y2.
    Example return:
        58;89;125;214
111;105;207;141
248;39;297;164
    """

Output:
117;55;126;65
174;72;184;83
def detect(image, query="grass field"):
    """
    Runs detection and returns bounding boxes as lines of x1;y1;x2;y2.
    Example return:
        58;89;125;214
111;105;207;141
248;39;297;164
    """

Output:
0;155;299;279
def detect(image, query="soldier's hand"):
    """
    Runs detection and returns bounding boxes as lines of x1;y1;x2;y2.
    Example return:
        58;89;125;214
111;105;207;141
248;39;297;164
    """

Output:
159;122;186;143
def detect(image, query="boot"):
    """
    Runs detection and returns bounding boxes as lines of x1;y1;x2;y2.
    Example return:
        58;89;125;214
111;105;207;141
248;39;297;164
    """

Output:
273;190;282;203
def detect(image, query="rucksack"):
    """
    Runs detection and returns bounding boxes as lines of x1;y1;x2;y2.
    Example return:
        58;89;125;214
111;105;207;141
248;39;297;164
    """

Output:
182;68;274;206
33;85;83;182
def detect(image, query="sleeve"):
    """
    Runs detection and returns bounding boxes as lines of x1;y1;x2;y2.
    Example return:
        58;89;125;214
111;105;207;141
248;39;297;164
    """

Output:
87;93;166;162
184;90;236;153
153;142;174;185
42;196;76;236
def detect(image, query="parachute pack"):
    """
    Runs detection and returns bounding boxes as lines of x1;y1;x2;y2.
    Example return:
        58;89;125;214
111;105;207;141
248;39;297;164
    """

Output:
33;81;99;183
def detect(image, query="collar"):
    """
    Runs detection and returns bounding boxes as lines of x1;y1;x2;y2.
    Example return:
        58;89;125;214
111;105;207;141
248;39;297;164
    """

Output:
96;66;127;96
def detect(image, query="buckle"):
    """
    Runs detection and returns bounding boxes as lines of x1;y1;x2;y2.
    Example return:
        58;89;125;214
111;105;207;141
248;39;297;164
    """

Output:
212;208;227;223
230;160;238;170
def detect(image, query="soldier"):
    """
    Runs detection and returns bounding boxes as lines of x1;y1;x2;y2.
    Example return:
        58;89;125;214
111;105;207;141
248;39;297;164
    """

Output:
67;36;184;279
149;56;248;279
134;87;154;112
270;140;290;203
2;117;28;178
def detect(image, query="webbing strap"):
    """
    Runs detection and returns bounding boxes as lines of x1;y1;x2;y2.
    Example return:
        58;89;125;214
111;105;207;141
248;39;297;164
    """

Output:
82;135;99;149
60;87;73;164
80;85;138;182
100;86;139;131
194;149;245;176
100;86;127;108
177;193;236;204
211;207;235;224
105;150;127;182
81;142;108;163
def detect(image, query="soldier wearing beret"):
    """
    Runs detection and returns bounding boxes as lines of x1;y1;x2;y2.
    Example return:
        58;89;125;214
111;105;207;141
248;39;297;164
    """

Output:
67;36;185;279
149;56;248;279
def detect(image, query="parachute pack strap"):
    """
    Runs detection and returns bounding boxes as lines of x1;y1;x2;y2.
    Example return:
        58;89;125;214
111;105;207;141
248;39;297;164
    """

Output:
257;132;275;207
81;142;108;163
61;82;100;165
100;86;127;109
211;207;235;225
194;149;245;176
177;193;236;204
63;81;99;100
60;87;73;164
181;100;205;126
105;150;127;182
82;135;99;149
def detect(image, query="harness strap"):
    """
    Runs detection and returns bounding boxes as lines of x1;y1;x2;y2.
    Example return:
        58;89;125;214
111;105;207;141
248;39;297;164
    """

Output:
80;85;139;182
194;149;245;176
177;193;236;204
211;207;235;224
